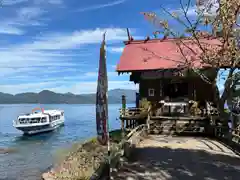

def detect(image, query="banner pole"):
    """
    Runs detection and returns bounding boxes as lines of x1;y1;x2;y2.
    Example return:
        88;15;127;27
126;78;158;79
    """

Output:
107;118;111;179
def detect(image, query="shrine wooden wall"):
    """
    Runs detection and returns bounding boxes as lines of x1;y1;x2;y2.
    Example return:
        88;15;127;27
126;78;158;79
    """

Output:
139;77;214;103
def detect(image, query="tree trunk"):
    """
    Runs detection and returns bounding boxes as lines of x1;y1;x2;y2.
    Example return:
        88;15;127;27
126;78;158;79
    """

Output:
217;68;236;122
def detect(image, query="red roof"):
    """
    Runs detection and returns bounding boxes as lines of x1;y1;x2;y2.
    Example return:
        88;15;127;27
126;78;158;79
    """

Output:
116;38;221;72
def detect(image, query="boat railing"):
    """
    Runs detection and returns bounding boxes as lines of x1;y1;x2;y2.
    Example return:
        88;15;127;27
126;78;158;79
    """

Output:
32;107;44;114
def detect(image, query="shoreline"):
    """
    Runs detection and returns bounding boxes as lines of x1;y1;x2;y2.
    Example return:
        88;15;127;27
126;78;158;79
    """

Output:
42;129;123;180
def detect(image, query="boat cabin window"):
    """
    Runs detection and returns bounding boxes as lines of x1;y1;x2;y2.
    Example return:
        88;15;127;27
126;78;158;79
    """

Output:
19;118;25;122
41;117;47;123
18;117;47;124
50;115;61;121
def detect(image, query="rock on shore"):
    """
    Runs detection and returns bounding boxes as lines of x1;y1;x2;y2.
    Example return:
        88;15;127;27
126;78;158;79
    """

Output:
0;148;17;154
42;132;124;180
42;138;110;180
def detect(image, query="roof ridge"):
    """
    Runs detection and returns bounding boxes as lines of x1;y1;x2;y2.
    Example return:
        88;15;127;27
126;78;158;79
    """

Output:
124;36;217;45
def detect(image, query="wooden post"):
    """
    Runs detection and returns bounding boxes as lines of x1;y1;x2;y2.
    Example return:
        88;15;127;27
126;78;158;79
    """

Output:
122;95;126;113
121;95;126;137
193;83;196;101
127;28;131;41
121;119;124;134
147;105;151;134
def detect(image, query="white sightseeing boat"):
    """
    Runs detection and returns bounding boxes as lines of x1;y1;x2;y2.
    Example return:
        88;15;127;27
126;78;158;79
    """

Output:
13;107;65;135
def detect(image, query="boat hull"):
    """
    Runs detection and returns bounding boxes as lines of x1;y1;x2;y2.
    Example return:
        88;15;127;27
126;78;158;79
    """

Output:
14;118;64;135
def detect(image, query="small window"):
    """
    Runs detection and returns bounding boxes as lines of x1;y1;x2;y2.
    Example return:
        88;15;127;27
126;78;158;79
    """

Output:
148;88;155;97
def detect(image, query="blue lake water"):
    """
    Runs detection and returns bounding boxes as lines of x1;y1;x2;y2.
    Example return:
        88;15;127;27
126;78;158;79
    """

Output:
0;104;129;180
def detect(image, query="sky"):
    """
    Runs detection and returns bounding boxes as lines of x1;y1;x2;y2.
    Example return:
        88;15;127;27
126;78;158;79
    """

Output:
0;0;224;94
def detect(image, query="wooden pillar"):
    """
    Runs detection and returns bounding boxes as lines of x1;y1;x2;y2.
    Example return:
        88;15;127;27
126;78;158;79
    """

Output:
126;120;130;129
193;82;196;101
122;95;126;110
175;119;177;132
160;80;163;99
147;105;151;133
121;119;124;135
121;95;126;137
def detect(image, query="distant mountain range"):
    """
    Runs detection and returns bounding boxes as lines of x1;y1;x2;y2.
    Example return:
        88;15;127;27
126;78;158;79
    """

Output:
0;89;137;104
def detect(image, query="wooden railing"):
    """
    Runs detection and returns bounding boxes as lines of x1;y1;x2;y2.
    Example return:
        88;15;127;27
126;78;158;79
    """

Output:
123;124;148;157
214;126;240;141
119;108;146;117
213;125;240;155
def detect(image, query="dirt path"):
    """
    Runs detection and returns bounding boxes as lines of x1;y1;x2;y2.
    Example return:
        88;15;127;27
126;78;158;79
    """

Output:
111;135;240;180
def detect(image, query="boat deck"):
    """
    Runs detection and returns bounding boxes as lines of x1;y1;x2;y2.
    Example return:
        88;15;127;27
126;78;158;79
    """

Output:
111;135;240;180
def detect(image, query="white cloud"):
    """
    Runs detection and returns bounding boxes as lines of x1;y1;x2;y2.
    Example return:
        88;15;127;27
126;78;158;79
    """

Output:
33;0;63;5
2;0;29;5
0;48;76;68
17;7;45;19
0;6;46;35
0;82;57;94
0;67;135;94
2;0;63;6
47;80;138;94
82;71;119;79
185;6;198;16
0;26;24;35
0;2;137;94
170;6;198;17
0;27;137;91
47;0;63;5
111;65;117;69
170;0;219;18
0;0;65;35
108;47;124;53
77;0;126;12
196;0;219;17
0;27;129;68
19;28;129;50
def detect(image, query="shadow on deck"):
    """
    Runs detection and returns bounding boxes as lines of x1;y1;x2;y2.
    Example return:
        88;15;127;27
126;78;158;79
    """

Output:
111;136;240;180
